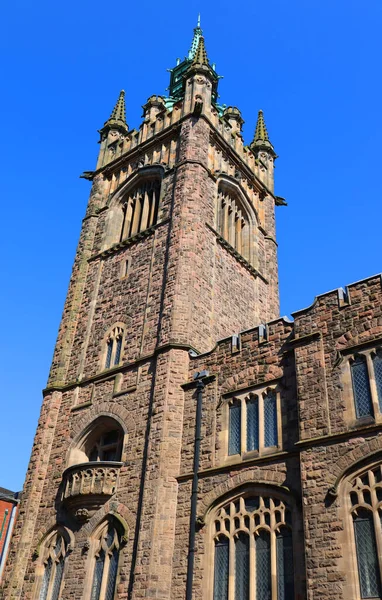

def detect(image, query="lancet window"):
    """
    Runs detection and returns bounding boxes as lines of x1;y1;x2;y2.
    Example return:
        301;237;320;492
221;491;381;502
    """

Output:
212;494;294;600
120;179;160;241
38;531;68;600
228;389;280;457
348;465;382;598
216;186;250;261
349;349;382;420
90;519;122;600
104;326;124;370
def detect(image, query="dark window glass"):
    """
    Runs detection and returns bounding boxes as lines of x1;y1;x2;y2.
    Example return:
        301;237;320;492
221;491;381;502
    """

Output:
354;512;381;598
229;402;241;455
264;391;278;447
351;356;373;418
373;352;382;411
39;557;52;600
114;337;122;366
91;551;105;600
277;529;295;600
256;530;271;600
105;548;119;600
105;340;113;369
213;538;229;600
246;396;259;451
235;534;249;600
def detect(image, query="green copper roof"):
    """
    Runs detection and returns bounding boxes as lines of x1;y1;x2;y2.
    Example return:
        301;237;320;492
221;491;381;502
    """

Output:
102;90;128;132
167;17;219;101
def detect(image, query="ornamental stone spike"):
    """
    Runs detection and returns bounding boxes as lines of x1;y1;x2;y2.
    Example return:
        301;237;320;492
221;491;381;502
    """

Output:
192;35;209;67
102;89;128;133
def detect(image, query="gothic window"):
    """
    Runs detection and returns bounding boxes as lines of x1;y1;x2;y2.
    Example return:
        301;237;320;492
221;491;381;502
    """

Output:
38;530;68;600
373;350;382;411
351;355;373;418
212;494;294;600
228;389;280;457
120;179;160;241
88;429;123;463
104;326;124;370
90;519;122;600
348;465;382;598
216;185;250;261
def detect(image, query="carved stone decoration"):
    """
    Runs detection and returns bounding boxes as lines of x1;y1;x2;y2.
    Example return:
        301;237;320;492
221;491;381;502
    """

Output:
75;508;90;523
61;461;122;520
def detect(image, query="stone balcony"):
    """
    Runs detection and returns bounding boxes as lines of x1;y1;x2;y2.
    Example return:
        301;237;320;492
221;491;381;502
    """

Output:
61;461;122;522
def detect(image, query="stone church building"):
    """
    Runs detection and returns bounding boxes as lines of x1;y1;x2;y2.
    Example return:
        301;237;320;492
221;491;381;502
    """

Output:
2;21;382;600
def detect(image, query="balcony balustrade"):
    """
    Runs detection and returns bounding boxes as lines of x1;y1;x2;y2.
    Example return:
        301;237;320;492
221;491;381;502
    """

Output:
61;461;122;522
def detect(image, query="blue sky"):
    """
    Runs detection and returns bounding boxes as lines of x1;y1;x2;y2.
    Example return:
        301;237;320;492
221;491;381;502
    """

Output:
1;0;381;491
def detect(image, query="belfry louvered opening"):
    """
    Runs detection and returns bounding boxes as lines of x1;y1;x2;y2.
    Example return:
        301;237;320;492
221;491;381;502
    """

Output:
120;179;160;241
216;185;250;261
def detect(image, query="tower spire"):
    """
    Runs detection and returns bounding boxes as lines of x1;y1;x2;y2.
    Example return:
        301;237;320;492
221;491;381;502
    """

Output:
250;109;276;156
188;15;203;59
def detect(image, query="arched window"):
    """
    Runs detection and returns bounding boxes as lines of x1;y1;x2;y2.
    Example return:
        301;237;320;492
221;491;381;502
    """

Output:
372;350;382;411
90;518;122;600
211;494;294;600
351;355;373;418
348;465;382;598
68;417;124;466
120;178;160;241
38;530;68;600
216;185;250;261
104;326;124;370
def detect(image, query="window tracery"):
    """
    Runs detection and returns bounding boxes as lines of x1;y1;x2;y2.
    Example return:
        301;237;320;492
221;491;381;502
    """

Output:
211;494;294;600
104;326;124;370
120;178;160;241
38;530;68;600
216;185;250;261
347;465;382;598
90;519;122;600
347;348;382;421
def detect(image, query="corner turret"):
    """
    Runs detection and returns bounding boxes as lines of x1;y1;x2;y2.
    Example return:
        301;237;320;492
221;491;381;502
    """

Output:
250;109;276;191
97;90;129;169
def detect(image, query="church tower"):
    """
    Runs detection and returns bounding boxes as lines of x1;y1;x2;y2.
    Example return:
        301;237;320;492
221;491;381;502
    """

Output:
2;22;282;600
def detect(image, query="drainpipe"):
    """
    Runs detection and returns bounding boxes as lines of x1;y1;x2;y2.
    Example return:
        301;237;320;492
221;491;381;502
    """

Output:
0;495;19;582
186;370;209;600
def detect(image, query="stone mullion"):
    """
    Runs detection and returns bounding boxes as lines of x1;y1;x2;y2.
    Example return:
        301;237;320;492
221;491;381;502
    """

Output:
140;186;151;232
370;471;382;582
228;204;235;247
366;352;380;417
99;552;110;600
235;210;242;254
130;193;142;236
249;530;255;600
270;528;277;600
258;394;264;454
122;199;133;240
228;535;235;600
223;196;229;240
241;397;247;454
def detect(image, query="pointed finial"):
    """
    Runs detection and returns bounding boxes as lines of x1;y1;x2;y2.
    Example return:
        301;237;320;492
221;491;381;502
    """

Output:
254;110;269;143
251;109;275;155
192;36;209;66
188;16;203;59
102;90;128;132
